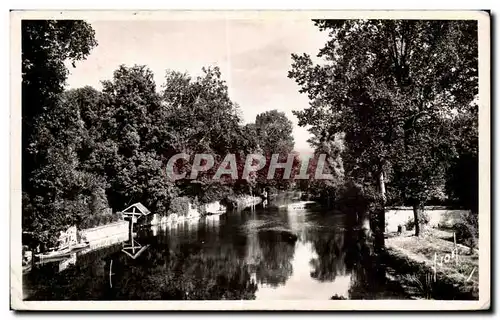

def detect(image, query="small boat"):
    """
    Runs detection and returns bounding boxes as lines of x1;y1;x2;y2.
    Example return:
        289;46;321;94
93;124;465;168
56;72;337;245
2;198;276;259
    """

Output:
22;263;32;275
70;241;90;251
22;250;33;274
35;247;72;260
58;253;77;272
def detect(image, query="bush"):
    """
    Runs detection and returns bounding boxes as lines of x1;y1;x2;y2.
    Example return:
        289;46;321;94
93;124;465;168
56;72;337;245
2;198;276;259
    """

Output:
79;212;121;229
169;196;191;216
405;210;430;231
453;211;478;252
335;181;370;211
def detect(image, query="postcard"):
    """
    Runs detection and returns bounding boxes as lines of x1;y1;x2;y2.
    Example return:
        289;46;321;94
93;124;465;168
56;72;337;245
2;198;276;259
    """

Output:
10;10;490;311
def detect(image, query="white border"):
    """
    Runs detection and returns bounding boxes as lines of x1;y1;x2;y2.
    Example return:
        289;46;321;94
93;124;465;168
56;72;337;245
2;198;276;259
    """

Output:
9;10;491;311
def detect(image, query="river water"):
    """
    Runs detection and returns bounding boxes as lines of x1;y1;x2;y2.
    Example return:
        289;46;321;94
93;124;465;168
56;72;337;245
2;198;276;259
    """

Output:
24;196;410;300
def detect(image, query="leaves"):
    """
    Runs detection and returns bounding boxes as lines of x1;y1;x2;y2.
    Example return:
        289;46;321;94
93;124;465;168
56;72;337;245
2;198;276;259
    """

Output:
24;55;301;246
22;21;98;247
289;19;478;209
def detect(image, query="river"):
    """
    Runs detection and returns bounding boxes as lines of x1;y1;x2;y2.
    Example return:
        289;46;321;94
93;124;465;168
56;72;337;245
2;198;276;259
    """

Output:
23;195;410;300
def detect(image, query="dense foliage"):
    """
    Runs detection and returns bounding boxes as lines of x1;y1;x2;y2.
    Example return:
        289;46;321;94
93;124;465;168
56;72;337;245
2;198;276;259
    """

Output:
22;20;99;247
289;20;479;237
22;21;297;249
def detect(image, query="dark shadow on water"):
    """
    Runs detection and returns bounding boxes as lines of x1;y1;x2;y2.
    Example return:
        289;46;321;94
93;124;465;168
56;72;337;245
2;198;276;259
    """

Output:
24;196;453;300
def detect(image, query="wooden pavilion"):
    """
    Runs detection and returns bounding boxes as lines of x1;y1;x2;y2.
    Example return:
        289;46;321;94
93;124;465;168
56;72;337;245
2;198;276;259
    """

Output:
119;202;151;223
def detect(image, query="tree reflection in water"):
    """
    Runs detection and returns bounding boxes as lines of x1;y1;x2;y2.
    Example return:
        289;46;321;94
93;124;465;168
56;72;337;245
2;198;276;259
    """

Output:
26;220;258;300
309;231;348;281
25;204;408;300
244;209;297;288
306;210;408;299
253;231;295;287
106;242;258;300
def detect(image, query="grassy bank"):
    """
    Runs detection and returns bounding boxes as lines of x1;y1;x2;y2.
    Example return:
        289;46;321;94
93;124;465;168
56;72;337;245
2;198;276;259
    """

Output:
385;207;468;233
384;232;479;300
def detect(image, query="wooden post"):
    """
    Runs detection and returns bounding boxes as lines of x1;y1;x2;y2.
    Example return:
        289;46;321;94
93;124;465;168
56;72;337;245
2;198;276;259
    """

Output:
433;253;437;282
130;208;134;233
453;232;458;265
132;207;136;254
109;260;114;288
250;187;254;212
453;232;457;248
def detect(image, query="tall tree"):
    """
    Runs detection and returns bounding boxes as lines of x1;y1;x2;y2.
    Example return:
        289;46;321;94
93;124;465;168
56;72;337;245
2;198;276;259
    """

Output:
445;106;479;214
22;20;97;191
160;67;250;202
22;20;97;247
254;110;295;191
445;106;478;249
25;87;108;247
255;110;294;155
304;134;345;206
289;20;478;239
389;115;453;236
99;65;176;212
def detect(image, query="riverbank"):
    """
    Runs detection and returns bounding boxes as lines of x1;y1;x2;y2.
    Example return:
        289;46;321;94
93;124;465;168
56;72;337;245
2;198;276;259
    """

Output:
384;231;479;300
80;220;129;251
385;207;467;233
225;194;262;210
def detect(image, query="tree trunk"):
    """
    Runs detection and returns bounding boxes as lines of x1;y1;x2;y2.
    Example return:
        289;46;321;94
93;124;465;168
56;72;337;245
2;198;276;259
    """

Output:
413;204;421;237
378;170;387;204
362;213;372;239
372;170;386;250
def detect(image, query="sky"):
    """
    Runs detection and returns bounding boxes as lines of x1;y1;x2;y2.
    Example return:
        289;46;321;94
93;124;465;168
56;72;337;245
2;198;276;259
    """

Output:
66;19;330;153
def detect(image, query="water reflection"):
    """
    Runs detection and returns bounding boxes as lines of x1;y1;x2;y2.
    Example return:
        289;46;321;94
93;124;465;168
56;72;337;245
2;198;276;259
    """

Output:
121;231;150;259
25;199;409;300
58;253;77;273
245;211;296;288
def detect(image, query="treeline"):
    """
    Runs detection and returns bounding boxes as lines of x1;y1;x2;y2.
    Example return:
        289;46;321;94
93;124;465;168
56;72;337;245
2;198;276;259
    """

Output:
289;20;479;240
22;21;296;247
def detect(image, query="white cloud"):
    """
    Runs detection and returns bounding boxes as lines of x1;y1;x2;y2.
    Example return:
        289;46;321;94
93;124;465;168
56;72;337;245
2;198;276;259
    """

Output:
66;19;329;153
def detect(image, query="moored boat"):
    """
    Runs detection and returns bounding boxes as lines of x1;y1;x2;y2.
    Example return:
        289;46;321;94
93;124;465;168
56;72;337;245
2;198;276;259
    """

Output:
70;241;90;251
35;247;72;260
22;263;32;275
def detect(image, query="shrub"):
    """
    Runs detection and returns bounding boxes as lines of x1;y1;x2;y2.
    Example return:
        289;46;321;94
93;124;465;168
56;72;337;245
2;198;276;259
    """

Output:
169;196;191;216
79;212;121;229
335;181;370;211
453;211;478;253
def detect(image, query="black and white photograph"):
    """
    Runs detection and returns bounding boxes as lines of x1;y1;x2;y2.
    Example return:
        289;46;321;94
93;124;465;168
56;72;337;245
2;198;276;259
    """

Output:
10;10;490;310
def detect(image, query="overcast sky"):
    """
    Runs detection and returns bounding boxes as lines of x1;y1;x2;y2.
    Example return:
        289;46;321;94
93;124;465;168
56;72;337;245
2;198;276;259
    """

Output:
66;19;329;153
